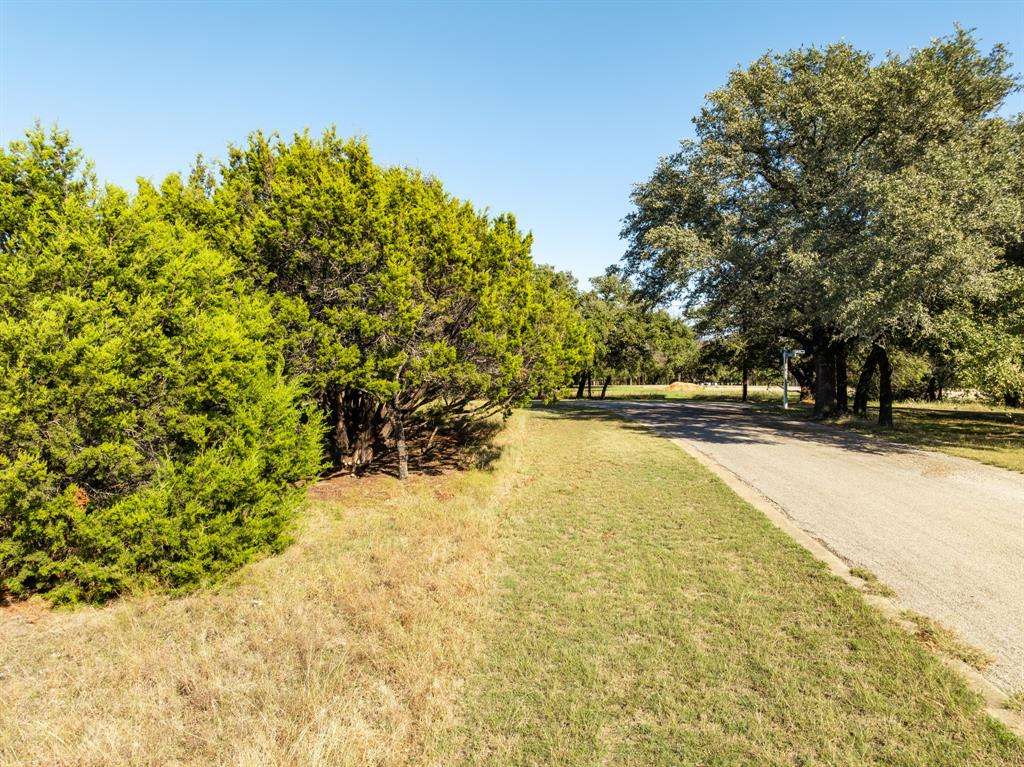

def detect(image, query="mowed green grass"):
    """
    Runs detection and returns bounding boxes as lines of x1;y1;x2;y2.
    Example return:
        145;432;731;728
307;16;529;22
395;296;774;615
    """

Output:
832;407;1024;473
442;406;1022;766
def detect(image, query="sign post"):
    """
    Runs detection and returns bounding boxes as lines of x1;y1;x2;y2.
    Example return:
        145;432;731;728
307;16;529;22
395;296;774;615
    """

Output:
781;349;804;409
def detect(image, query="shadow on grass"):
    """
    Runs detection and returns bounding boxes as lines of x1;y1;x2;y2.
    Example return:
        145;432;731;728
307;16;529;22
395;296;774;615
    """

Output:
835;408;1024;465
890;407;1022;424
325;419;506;480
546;397;1024;473
540;398;924;458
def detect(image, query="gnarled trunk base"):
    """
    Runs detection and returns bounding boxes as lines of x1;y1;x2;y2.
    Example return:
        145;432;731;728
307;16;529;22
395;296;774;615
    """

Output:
334;388;388;473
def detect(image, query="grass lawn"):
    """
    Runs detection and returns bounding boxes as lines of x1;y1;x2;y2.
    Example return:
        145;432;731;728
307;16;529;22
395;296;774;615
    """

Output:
576;384;1024;473
828;406;1024;473
568;383;787;403
442;406;1021;765
1;407;1020;765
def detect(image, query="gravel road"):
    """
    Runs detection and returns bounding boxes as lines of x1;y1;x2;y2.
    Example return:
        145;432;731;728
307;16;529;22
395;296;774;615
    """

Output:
588;399;1024;694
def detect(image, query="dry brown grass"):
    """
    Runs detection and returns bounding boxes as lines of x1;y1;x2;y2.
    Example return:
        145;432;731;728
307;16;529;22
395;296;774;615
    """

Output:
1008;691;1024;714
0;419;526;767
901;609;997;672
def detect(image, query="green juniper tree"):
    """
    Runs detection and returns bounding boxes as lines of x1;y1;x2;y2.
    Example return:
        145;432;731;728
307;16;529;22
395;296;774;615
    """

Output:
0;127;322;604
206;129;588;476
0;125;588;602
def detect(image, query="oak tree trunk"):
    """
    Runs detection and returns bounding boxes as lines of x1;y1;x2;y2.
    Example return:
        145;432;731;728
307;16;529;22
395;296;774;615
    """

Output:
878;346;894;428
834;342;848;415
790;357;814;402
600;375;611;400
853;344;883;417
812;329;838;419
741;356;749;402
575;370;587;399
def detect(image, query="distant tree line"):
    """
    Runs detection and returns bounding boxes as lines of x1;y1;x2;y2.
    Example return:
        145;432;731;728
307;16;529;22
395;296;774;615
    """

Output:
571;273;699;397
0;128;588;603
621;28;1023;424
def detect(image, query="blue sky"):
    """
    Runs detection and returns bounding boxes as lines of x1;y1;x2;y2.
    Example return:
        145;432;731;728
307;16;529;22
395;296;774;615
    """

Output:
2;1;1021;282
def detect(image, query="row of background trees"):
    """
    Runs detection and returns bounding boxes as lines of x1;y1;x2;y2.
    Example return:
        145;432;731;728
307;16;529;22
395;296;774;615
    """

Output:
0;128;588;603
562;265;1015;407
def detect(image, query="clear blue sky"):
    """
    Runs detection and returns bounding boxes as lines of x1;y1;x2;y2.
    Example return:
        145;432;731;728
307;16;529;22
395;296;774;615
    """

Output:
2;1;1021;282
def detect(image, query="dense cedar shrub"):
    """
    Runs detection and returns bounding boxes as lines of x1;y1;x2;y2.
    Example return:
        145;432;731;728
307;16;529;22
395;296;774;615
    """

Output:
0;126;588;603
204;130;590;472
0;128;323;604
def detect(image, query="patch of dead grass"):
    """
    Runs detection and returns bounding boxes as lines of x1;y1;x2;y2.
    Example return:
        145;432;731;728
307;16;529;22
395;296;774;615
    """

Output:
665;381;704;393
1007;691;1024;714
901;609;996;672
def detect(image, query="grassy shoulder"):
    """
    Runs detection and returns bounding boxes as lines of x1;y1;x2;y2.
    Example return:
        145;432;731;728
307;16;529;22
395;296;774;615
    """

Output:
2;408;1019;765
770;399;1023;473
442;406;1021;765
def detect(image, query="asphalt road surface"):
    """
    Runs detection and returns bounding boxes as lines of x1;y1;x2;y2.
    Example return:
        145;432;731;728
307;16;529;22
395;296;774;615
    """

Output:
588;399;1024;694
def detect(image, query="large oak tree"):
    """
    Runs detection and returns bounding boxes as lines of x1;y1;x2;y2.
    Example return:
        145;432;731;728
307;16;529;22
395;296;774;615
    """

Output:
621;28;1020;423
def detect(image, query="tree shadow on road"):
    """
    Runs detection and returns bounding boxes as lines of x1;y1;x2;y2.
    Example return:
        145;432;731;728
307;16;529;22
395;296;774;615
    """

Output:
543;399;923;458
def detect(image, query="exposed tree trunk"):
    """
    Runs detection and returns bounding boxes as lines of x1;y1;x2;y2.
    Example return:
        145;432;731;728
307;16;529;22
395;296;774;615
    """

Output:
926;376;937;402
834;342;848;415
812;328;838;419
335;387;386;473
790;356;814;402
853;344;883;417
327;388;344;469
391;401;408;480
575;370;587;399
587;373;593;399
600;375;611;400
878;345;894;428
741;356;749;402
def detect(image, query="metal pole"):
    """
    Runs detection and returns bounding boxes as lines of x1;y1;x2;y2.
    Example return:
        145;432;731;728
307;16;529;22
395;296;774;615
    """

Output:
782;351;789;409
